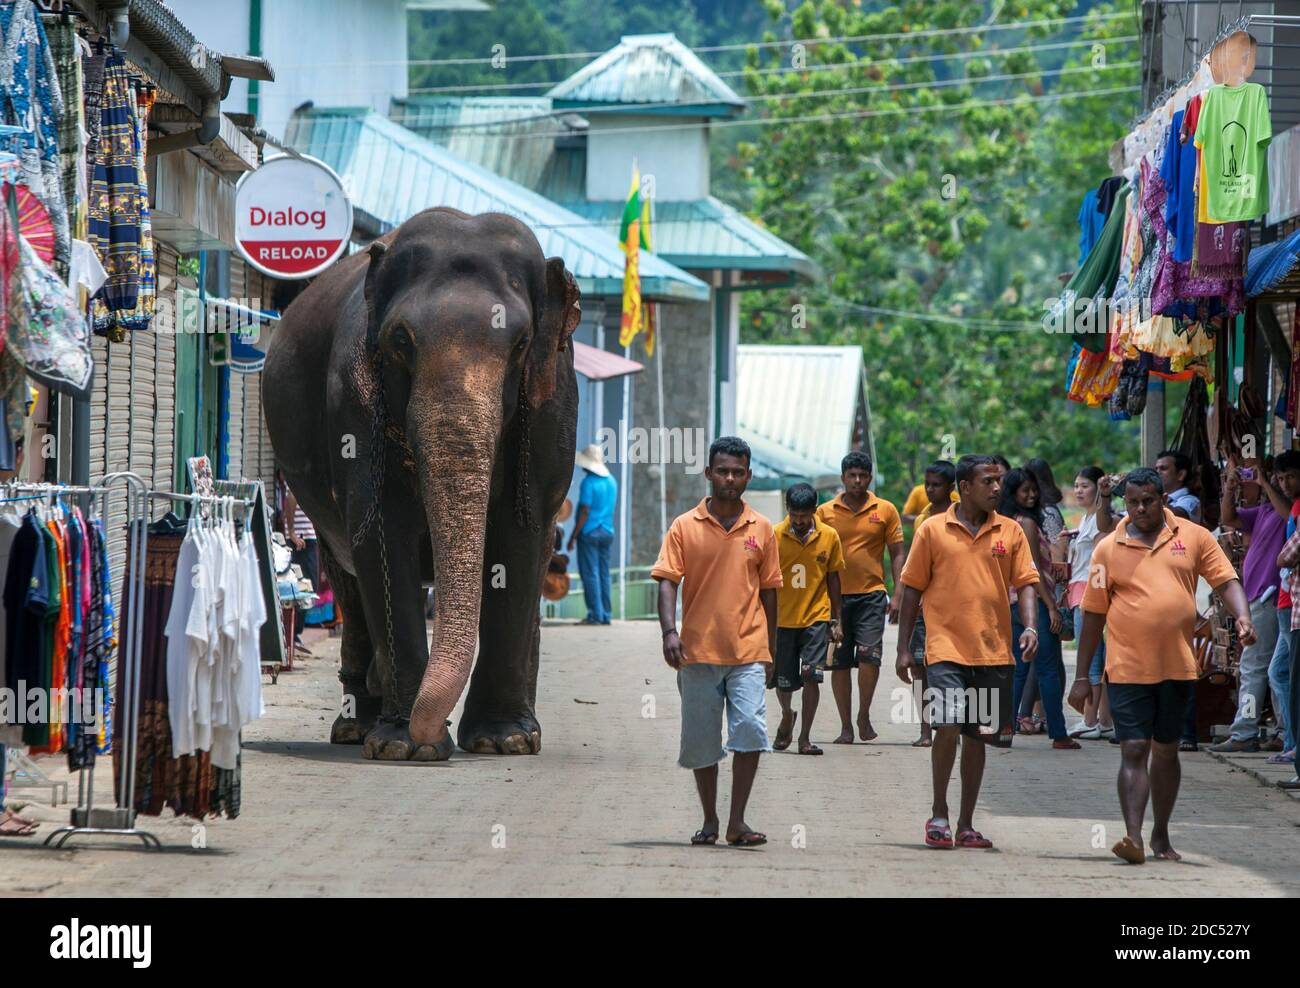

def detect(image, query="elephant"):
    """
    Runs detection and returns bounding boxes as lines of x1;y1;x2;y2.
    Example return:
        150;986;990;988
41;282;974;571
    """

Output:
262;208;581;760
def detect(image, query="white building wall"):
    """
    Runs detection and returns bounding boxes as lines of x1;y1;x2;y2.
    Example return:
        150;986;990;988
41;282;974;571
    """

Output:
169;0;410;142
585;115;709;202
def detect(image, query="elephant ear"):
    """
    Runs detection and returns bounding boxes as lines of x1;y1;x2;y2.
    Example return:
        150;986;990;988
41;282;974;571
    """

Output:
526;256;580;408
363;241;388;351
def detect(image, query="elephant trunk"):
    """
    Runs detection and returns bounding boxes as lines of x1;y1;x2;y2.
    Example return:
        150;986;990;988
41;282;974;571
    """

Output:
407;392;504;747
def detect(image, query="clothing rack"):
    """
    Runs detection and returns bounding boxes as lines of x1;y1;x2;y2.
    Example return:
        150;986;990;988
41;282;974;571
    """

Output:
36;478;259;849
37;473;156;849
0;483;108;808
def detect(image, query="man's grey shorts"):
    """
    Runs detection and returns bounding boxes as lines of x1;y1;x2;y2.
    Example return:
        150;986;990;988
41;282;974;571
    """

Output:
677;662;771;769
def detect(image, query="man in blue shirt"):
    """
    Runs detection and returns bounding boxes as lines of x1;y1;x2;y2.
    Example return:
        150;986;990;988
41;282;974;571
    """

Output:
569;444;618;625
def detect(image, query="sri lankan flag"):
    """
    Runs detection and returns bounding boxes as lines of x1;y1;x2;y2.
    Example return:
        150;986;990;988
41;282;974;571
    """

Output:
618;164;649;349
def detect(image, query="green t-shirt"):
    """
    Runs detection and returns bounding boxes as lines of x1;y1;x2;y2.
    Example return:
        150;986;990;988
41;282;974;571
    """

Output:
1194;82;1271;222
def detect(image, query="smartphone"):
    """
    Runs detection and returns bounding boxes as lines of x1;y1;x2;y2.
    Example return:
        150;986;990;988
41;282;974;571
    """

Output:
1240;468;1256;481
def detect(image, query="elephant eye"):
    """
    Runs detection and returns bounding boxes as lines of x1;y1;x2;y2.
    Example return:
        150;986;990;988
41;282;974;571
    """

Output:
515;333;531;352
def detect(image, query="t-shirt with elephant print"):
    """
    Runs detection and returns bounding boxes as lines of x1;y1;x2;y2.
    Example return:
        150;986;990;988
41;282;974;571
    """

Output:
1194;82;1271;222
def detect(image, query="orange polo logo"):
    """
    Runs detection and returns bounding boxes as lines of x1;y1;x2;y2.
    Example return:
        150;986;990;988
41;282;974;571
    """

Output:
869;512;881;523
816;552;828;563
1170;539;1187;556
744;536;760;552
992;540;1007;557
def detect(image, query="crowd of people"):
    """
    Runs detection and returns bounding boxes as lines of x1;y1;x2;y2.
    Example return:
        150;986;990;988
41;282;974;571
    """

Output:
650;435;1293;864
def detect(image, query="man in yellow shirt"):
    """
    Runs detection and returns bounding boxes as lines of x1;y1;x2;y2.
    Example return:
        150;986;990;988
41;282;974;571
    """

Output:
903;479;959;526
816;452;905;743
772;483;845;755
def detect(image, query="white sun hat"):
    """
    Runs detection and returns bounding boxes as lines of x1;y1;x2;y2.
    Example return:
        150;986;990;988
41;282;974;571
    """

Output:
575;443;611;477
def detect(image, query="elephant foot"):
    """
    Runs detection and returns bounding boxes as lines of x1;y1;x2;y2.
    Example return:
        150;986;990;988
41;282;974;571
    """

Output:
361;717;454;762
457;713;542;755
330;693;381;745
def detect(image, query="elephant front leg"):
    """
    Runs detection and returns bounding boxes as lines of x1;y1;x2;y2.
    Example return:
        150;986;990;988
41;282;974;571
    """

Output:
458;520;550;754
350;530;453;762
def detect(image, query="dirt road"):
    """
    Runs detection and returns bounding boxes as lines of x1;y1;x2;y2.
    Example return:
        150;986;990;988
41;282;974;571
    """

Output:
4;621;1298;896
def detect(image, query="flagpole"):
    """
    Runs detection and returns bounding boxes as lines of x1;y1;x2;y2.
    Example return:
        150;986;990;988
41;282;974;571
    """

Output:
620;348;631;622
656;317;667;537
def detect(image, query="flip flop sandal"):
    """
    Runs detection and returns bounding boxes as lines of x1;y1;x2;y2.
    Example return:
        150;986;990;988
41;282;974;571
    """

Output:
924;817;954;849
1017;716;1036;735
1179;740;1198;752
773;712;797;751
727;831;767;847
1267;751;1295;764
955;829;993;849
912;737;933;747
798;743;824;755
690;829;719;846
0;815;37;837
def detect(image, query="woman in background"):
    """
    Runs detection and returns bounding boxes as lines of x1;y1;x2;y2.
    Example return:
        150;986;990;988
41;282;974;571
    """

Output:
1063;466;1115;739
999;469;1076;748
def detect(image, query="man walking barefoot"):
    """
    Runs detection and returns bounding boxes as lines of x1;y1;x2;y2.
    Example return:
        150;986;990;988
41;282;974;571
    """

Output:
772;483;845;754
816;453;905;743
895;455;1041;850
1071;468;1255;864
653;437;782;847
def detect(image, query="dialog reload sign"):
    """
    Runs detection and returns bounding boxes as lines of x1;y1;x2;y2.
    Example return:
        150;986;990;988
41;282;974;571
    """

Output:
235;153;353;279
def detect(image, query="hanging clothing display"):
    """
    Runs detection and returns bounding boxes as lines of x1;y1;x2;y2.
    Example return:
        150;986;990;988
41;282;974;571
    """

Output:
1077;188;1104;266
0;500;112;760
88;45;138;337
44;14;84;251
1193;82;1271;223
0;0;69;275
163;508;266;772
115;84;153;333
118;508;264;821
115;529;219;819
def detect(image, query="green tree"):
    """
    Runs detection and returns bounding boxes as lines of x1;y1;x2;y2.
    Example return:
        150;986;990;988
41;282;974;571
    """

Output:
737;0;1142;502
408;1;570;93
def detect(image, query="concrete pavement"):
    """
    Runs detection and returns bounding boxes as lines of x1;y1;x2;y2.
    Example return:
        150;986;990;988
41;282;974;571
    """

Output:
3;620;1299;896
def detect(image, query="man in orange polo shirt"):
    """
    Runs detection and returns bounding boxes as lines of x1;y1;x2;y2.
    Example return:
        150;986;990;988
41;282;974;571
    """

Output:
1072;467;1254;865
895;454;1041;850
816;452;905;744
653;436;782;848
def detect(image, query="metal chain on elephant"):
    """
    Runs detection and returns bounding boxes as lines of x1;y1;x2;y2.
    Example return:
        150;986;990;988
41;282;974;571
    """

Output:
353;351;398;697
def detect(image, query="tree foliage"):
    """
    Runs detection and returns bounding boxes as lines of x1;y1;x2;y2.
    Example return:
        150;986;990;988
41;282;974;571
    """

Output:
737;0;1144;501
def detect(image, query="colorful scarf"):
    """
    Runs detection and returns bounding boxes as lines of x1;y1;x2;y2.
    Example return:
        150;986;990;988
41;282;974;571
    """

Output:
0;0;69;274
116;84;153;332
45;15;84;247
89;47;139;335
1192;220;1248;281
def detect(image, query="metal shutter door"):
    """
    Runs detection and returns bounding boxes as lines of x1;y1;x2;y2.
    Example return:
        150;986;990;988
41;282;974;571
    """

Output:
241;371;261;482
153;247;177;496
226;370;244;480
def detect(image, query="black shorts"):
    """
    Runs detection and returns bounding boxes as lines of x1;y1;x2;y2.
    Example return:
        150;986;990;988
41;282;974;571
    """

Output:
924;661;1014;748
830;591;887;669
1107;680;1195;744
773;623;828;691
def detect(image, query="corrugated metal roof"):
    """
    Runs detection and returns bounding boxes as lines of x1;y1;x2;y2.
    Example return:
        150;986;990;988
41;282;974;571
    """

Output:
390;96;584;191
736;345;875;480
548;33;744;115
562;197;818;279
284;107;708;302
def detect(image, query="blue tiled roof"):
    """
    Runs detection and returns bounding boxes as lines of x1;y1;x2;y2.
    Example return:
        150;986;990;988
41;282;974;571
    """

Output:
284;107;709;302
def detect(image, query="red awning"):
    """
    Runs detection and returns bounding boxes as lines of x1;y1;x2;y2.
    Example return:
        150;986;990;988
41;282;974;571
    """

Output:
572;340;644;381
